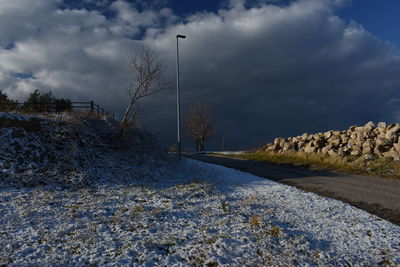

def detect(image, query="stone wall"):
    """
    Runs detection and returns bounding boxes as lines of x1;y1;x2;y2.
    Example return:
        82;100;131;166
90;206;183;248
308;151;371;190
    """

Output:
260;122;400;161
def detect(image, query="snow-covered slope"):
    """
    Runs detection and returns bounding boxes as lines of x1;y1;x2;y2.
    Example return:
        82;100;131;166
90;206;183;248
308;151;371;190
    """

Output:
0;113;162;188
0;113;399;265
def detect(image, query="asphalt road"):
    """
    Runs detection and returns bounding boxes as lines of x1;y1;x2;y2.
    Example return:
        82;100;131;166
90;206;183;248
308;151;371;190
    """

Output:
186;153;400;225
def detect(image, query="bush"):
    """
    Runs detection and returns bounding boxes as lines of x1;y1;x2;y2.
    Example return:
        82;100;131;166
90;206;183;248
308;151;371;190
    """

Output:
22;89;72;113
0;91;18;112
22;89;42;112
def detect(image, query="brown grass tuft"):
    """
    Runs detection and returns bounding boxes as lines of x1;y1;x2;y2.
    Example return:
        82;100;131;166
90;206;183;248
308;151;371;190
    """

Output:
248;215;262;227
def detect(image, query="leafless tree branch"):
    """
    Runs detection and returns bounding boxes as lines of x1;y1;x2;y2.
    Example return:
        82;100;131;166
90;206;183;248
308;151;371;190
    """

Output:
121;45;173;126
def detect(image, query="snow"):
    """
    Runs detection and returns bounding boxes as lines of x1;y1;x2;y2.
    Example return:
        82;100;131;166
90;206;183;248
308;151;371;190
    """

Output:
0;113;399;265
1;159;399;266
0;113;161;188
0;112;33;121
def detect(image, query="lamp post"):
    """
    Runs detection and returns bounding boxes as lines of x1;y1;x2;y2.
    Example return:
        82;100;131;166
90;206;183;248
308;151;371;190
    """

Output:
176;34;186;160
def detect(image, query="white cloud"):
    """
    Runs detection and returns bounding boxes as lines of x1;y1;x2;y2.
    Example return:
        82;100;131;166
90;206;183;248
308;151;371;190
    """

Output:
0;0;400;149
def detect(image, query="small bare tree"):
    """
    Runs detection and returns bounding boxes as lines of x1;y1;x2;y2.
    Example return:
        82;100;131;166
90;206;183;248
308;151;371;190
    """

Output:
184;102;215;152
121;45;172;126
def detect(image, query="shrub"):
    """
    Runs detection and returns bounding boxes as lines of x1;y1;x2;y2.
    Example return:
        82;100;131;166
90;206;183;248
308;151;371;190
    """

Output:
0;91;18;112
23;89;43;112
22;89;72;113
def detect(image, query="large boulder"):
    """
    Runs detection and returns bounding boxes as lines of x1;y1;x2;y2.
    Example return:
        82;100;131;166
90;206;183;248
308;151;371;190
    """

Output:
362;143;374;154
304;144;317;154
377;122;387;129
375;137;392;153
321;144;333;154
382;150;400;161
393;142;400;153
327;149;338;157
323;131;333;140
385;124;400;143
327;135;341;147
261;121;400;161
282;142;297;152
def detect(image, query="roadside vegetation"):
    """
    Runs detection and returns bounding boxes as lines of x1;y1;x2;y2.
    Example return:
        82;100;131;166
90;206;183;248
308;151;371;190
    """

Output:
0;89;72;113
216;151;400;180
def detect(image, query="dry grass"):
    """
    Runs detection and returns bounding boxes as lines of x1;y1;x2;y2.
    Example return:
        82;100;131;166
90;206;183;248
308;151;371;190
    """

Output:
269;226;280;237
216;151;400;180
248;215;263;227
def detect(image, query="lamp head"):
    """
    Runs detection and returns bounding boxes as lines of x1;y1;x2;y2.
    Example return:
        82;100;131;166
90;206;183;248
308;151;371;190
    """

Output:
176;35;186;39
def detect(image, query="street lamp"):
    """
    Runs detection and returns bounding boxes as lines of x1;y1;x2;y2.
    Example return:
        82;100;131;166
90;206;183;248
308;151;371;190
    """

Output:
176;34;186;160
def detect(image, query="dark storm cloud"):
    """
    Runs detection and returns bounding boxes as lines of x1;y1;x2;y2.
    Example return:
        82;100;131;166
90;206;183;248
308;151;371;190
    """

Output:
1;0;400;150
143;0;400;149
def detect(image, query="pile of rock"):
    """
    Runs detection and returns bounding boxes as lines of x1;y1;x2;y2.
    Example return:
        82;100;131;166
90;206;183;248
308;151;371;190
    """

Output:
261;122;400;161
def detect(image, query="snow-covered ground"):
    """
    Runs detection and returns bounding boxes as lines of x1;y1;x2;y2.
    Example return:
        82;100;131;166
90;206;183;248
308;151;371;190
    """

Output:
1;158;399;266
1;113;399;265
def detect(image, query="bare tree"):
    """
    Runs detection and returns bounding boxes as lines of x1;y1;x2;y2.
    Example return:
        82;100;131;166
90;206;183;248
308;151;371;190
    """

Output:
184;102;215;152
121;45;173;126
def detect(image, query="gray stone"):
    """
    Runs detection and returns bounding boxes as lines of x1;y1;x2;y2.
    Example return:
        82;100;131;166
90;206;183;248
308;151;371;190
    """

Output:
388;124;400;133
340;134;349;143
297;141;306;148
273;137;281;145
304;145;317;154
383;150;400;161
327;149;338;157
282;142;297;152
361;153;377;161
364;121;375;130
348;125;357;131
375;137;392;152
328;135;341;147
393;142;400;153
350;150;361;156
323;131;333;140
362;145;374;154
377;122;387;129
273;142;281;151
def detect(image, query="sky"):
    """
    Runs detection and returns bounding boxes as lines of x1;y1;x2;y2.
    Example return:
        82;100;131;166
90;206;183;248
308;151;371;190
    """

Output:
1;0;400;150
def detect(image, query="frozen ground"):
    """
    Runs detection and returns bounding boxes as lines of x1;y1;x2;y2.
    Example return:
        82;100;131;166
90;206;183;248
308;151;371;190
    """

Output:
1;159;399;266
1;113;399;265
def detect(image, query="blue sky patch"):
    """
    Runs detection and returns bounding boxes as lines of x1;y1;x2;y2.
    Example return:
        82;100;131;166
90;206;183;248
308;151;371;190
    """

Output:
10;72;36;80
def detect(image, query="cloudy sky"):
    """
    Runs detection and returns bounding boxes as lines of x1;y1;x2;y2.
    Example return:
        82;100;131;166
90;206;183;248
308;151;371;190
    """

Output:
1;0;400;150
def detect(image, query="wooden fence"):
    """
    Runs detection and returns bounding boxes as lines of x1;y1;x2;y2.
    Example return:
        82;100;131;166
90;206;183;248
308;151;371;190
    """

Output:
72;101;115;120
0;101;116;121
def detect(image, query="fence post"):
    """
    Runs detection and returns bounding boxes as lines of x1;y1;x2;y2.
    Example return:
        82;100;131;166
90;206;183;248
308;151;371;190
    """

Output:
90;101;94;112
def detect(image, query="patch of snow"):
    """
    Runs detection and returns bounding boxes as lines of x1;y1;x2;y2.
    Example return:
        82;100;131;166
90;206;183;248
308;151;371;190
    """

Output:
0;158;399;266
0;112;34;121
0;113;162;188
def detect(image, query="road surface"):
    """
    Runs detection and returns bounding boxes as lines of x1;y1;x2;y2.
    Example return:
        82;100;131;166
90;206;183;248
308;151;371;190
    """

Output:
186;153;400;225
